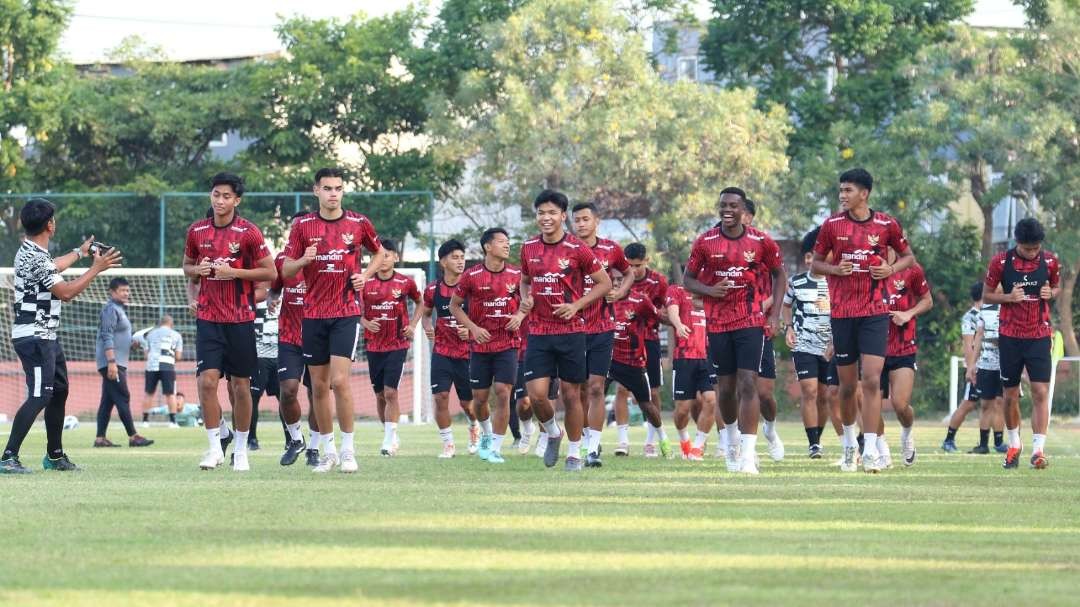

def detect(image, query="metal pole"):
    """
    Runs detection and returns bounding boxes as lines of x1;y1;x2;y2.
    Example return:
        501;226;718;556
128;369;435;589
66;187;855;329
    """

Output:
949;355;959;415
294;193;301;214
427;192;436;282
158;195;167;317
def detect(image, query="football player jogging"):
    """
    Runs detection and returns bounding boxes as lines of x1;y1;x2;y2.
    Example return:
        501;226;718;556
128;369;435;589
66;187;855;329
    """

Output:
811;169;916;473
246;284;279;451
982;218;1060;469
782;228;833;459
360;238;420;456
283;167;388;474
413;239;479;458
182;173;276;472
666;282;718;461
519;189;610;471
571;203;633;463
450;227;528;464
134;315;183;427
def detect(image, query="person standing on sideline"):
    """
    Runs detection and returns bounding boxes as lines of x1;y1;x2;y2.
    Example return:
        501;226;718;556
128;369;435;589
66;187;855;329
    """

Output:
94;277;154;448
134;315;184;427
1;198;122;474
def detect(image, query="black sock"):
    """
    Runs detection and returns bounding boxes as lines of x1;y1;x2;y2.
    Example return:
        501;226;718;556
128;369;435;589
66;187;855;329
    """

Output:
168;413;176;423
856;433;865;452
993;431;1004;447
805;427;817;447
142;412;149;422
945;426;958;441
816;426;825;444
978;429;990;447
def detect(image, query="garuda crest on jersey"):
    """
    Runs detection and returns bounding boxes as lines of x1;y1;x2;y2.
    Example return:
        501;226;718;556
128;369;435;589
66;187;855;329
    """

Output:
867;234;880;248
557;258;570;270
506;283;517;295
892;279;905;291
392;289;402;299
342;233;354;246
600;259;609;270
228;242;240;254
743;250;756;263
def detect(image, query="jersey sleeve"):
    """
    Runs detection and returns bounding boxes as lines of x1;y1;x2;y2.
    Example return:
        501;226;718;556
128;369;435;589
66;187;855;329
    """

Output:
686;237;707;277
184;226;199;261
910;264;930;298
637;296;657;322
888;216;910;254
42;257;63;289
360;216;381;254
246;225;271;262
423;282;436;308
1048;253;1060;288
961;312;977;335
407;277;421;302
653;274;668;308
175;331;184;352
812;221;833;256
284;219;303;259
577;243;601;275
984;254;1004;289
611;244;630;275
762;235;782;270
782;277;796;306
664;285;679;308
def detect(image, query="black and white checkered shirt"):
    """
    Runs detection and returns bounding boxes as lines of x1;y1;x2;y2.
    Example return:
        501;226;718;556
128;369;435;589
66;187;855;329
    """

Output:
253;299;278;359
11;240;64;340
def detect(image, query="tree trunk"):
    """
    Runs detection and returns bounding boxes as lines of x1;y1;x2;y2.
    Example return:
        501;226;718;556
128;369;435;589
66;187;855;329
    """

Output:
979;201;995;262
1059;258;1079;357
971;163;994;262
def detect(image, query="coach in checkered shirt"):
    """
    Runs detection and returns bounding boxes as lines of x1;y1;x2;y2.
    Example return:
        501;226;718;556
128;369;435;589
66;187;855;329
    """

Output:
0;199;122;474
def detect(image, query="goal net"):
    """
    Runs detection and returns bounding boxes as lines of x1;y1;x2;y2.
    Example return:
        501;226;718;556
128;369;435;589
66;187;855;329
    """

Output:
0;267;437;425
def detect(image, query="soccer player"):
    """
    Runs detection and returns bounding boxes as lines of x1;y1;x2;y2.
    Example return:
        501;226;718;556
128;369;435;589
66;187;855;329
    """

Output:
982;218;1060;469
666;281;717;461
608;281;666;464
414;239;478;458
571;203;633;462
451;227;528;464
878;252;932;467
811;168;916;473
94;277;154;448
245;284;280;452
1;198;122;474
685;187;785;474
943;283;1006;453
134;315;183;427
743;199;784;461
513;322;559;455
183;173;276;472
782;228;833;459
360;238;420;456
282;167;388;473
519;189;610;470
614;243;668;456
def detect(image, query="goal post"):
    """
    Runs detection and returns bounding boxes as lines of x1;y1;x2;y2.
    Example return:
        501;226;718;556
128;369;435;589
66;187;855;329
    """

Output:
949;354;1080;420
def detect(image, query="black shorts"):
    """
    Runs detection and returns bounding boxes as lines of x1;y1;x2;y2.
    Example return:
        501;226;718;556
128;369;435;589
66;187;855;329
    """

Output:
431;353;472;401
471;349;518;390
880;353;917;399
606;361;651;404
14;337;69;401
645;339;662;387
525;333;587;384
759;337;776;380
196;320;257;377
825;357;839;386
708;328;765;376
277;342;312;389
302;316;360;366
961;380;980;402
976;368;1003;399
831;315;888;364
514;359;559;402
999;335;1051;387
792;352;829;384
368;348;407;393
585;331;615;378
144;364;176;395
251;357;280;398
672;358;715;401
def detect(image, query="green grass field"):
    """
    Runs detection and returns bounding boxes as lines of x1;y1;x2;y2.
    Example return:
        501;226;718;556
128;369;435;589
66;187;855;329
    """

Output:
3;420;1080;606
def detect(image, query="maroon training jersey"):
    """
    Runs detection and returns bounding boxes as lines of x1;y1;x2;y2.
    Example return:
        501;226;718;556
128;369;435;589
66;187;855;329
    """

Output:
665;285;707;360
581;238;630;334
985;249;1060;339
519;233;602;336
686;225;782;334
612;295;655;367
455;263;523;353
361;272;420;352
284;210;381;319
812;209;910;319
884;263;930;357
272;252;306;347
184;215;270;323
423;279;470;359
629;269;668;341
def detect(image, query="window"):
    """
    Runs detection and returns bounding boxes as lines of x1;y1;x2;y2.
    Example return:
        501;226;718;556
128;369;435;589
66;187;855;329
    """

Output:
677;56;697;81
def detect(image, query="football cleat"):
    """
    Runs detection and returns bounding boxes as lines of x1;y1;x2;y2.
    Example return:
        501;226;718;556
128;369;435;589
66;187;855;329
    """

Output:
1003;445;1023;469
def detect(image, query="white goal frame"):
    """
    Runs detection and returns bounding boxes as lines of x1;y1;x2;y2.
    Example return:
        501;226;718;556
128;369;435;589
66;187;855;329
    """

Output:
948;355;1080;420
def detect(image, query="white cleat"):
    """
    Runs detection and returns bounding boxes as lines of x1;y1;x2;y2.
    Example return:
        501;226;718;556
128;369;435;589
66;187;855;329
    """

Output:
738;457;760;475
766;434;785;462
339;449;358;473
614;442;630;457
862;451;885;473
643;443;659;458
168;422;180;429
839;446;858;472
715;442;725;459
313;451;339;473
517;433;532;455
725;445;742;472
232;451;250;472
880;442;894;469
439;443;456;459
534;433;548;459
199;449;225;470
902;439;916;467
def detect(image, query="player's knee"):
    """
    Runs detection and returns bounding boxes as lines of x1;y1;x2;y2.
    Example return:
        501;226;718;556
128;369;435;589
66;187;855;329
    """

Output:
861;374;880;393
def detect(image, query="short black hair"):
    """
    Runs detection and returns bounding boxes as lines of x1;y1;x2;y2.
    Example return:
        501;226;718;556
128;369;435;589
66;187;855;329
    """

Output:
108;277;129;292
285;210;306;226
801;227;820;257
210;172;245;197
744;198;757;217
479;228;508;254
438;239;465;259
1014;217;1045;245
381;238;399;255
314;167;345;184
719;186;747;203
571;202;598;215
839;168;873;192
970;282;984;302
533;189;568;211
20;198;56;236
625;242;647;260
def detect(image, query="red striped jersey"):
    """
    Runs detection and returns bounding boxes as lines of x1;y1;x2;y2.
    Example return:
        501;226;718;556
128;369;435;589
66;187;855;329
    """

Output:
272;252;306;347
361;272;419;352
455;263;523;353
581;238;630;334
423;279;470;360
884;263;930;357
686;225;782;333
519;233;601;336
985;249;1060;339
629;268;668;341
183;215;270;323
284;210;381;319
612;295;656;367
665;285;707;360
812;209;910;319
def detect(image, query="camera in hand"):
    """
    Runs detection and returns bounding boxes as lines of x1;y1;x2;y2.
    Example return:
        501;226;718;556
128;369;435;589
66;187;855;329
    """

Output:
89;241;115;255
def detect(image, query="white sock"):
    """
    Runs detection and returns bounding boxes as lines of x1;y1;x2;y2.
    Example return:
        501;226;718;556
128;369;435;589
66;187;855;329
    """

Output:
718;428;729;451
645;423;656;444
763;420;777;441
309;431;320;448
383;422;396;447
492;434;505;454
538;431;548;445
321;432;336;454
656;425;668;441
286;422;302;442
341;431;355;453
219;423;232;440
207;426;221;452
541;418;561;438
233;431;249;455
677;428;690;442
567;440;580;458
480;418;493;436
900;425;913;445
693;430;708;449
876;435;888;455
863;432;879;456
739;434;757;460
1008;427;1021;448
583;427;591;443
725;424;740;450
587;428;602;454
522;420;535;437
438;427;454;446
1032;433;1046;453
617;424;630;444
470;419;479;428
842;424;857;449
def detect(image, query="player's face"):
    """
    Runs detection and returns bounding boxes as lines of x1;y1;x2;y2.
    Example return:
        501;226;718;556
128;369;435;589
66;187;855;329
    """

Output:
441;249;466;275
111;285;130;304
380;251;399;272
535;202;565;237
627;257;647;280
612;274;624;290
572;209;598;240
838;182;868;211
742;212;755;227
485;232;511;261
314;177;344;211
718;194;743;228
210;185;241;218
1016;241;1042;260
803;252;814;269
